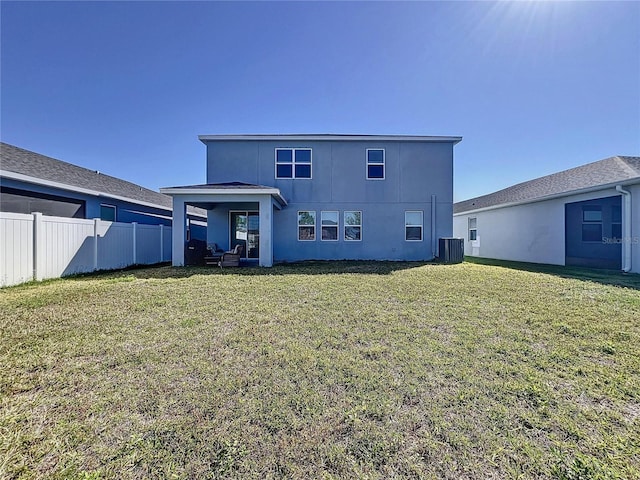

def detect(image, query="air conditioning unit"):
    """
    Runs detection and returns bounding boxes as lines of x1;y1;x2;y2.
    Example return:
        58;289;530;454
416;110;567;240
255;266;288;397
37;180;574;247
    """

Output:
438;237;464;264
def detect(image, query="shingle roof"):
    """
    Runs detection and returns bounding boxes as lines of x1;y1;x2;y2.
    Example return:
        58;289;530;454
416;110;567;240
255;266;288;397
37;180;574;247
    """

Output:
0;142;206;217
454;156;640;214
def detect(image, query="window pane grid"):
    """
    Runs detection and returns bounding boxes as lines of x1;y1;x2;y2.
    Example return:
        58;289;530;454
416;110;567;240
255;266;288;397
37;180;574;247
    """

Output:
276;148;312;179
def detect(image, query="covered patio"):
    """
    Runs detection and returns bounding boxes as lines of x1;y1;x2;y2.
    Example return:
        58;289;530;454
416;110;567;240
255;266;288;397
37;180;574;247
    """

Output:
160;183;287;267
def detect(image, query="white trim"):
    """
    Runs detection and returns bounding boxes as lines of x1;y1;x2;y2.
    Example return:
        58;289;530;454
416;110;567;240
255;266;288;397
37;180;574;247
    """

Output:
275;148;312;179
297;210;316;241
468;217;477;241
366;148;385;180
344;210;362;242
1;169;173;213
454;179;640;216
320;210;339;241
199;134;462;144
405;210;424;242
160;186;287;206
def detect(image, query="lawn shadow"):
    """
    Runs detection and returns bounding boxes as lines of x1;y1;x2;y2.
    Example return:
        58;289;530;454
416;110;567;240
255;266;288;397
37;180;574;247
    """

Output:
465;256;640;290
65;259;442;282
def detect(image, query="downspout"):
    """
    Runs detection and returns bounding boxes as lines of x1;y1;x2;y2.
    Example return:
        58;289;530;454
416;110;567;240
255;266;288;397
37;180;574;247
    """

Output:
431;194;437;259
616;185;632;272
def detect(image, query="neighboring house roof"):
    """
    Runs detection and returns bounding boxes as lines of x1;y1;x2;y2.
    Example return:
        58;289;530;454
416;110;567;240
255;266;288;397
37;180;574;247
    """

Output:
0;142;206;217
454;155;640;214
199;133;463;144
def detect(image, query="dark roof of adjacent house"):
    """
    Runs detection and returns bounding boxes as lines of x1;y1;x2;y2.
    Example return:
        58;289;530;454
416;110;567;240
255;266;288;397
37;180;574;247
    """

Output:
0;142;206;217
454;156;640;214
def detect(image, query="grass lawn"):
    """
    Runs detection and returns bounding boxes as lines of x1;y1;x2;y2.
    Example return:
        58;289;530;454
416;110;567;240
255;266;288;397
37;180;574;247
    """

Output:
1;261;639;479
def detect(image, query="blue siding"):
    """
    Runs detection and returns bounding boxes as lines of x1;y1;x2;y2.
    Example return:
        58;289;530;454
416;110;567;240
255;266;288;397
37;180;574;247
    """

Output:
565;196;621;269
204;139;455;262
1;177;206;241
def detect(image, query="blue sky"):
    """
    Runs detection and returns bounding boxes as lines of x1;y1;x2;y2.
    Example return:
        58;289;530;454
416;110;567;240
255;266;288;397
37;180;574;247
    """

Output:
1;1;638;201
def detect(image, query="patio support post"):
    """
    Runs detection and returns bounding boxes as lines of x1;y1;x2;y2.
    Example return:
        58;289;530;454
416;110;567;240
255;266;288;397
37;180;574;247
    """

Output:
172;197;186;266
259;196;273;267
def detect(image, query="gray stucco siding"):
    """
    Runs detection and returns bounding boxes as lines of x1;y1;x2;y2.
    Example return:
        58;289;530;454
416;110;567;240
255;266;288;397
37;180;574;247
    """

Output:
203;137;456;262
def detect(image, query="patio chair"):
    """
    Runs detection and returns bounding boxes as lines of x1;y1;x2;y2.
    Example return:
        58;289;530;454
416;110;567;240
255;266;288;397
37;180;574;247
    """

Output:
219;244;244;268
204;243;225;266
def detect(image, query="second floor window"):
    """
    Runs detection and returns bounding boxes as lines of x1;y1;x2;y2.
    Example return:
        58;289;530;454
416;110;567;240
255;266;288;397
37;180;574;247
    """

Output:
276;148;312;179
367;149;385;179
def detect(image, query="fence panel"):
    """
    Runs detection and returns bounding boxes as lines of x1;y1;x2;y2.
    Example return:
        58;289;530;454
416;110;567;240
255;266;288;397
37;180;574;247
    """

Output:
2;213;174;287
40;216;95;279
163;226;173;262
97;221;134;271
0;212;34;287
136;224;161;265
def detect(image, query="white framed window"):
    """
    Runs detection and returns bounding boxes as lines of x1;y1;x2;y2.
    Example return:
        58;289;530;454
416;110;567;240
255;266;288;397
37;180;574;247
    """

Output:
468;217;477;241
298;211;316;241
100;204;116;221
276;148;312;179
344;211;362;241
321;211;339;241
405;211;423;241
366;149;385;180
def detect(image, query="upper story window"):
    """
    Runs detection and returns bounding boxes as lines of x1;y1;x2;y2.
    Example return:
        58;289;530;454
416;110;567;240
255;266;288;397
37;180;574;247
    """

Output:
276;148;312;179
366;149;385;179
468;217;477;241
100;204;116;221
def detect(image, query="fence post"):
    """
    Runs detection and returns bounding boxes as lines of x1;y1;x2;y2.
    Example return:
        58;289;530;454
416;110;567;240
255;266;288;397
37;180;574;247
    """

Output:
159;224;164;262
132;222;137;265
33;212;43;281
93;219;99;271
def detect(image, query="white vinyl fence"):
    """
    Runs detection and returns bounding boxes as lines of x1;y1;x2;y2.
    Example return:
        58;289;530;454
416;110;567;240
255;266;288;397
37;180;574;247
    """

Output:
1;212;172;287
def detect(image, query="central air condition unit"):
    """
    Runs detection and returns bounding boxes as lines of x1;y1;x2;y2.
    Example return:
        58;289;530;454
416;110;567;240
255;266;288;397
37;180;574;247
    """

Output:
438;237;464;264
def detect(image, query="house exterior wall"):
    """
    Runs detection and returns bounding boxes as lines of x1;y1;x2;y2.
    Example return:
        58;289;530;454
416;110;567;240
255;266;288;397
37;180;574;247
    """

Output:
629;184;640;274
0;177;206;240
204;139;455;262
453;187;631;268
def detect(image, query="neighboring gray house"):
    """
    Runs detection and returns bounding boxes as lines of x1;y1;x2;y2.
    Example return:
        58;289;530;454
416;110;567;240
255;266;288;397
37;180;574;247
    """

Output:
0;142;206;239
453;156;640;273
161;134;462;267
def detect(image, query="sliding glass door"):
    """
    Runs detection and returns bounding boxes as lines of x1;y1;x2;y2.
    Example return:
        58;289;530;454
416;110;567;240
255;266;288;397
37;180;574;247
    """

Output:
230;211;259;259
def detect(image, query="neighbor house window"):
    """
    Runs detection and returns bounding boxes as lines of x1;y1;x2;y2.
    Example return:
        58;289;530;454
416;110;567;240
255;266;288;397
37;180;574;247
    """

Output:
321;211;339;241
612;205;622;239
366;149;385;179
582;206;602;242
405;211;423;241
298;211;316;241
100;204;116;221
344;211;362;241
469;217;477;241
276;148;312;179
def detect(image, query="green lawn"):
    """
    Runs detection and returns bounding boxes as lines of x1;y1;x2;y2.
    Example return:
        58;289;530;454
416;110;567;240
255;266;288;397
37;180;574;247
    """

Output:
1;261;639;479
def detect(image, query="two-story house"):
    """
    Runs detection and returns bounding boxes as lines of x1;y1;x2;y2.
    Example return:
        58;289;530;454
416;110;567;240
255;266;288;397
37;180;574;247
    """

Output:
161;134;462;267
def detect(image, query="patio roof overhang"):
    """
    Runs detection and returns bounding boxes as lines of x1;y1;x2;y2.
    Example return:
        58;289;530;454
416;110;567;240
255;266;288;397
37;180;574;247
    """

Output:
159;182;285;267
159;182;287;208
